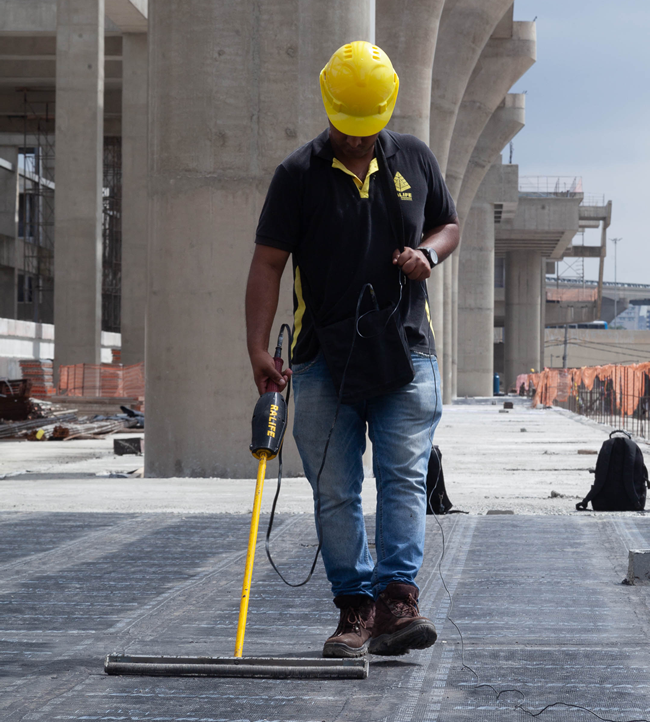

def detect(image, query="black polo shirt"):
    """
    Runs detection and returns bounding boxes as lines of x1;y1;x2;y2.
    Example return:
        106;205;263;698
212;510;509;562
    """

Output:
255;128;456;364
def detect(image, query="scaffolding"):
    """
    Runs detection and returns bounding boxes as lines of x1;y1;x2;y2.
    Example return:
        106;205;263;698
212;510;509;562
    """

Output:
17;94;123;332
19;91;55;324
102;137;122;333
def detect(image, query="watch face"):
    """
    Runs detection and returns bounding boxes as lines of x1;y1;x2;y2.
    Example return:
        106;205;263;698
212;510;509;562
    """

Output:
429;248;439;267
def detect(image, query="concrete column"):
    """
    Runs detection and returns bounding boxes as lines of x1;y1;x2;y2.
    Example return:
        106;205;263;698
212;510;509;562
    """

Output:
445;18;535;401
0;148;18;319
429;0;514;173
458;201;494;396
53;0;104;375
120;33;148;366
445;21;535;204
457;94;526;224
297;2;372;145
442;257;452;398
429;0;513;402
540;259;546;370
376;0;445;144
505;249;541;390
375;0;446;373
145;0;369;478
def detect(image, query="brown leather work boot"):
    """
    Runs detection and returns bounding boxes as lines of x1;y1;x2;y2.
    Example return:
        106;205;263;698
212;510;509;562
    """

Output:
322;594;375;658
368;582;437;656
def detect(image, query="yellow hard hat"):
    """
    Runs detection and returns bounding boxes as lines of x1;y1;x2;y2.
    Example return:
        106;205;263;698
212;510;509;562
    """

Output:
320;41;399;137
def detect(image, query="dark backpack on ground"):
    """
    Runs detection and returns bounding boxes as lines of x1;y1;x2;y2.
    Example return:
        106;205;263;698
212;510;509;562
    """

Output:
426;446;466;515
576;430;649;511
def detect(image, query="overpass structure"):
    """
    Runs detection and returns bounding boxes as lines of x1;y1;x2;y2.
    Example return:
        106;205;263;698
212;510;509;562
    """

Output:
0;0;615;476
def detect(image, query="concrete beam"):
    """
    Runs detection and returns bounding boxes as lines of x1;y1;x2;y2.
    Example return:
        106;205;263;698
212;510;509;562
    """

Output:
429;0;514;174
457;93;526;225
446;21;536;205
0;1;57;35
53;0;104;373
0;0;121;35
376;0;445;144
496;195;582;259
0;35;122;59
145;0;370;478
105;0;147;33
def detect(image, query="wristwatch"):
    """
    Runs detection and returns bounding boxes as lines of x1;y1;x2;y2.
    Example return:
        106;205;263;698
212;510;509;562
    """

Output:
416;246;439;269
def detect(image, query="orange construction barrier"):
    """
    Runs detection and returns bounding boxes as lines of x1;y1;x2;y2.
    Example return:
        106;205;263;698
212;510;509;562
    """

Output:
57;362;145;400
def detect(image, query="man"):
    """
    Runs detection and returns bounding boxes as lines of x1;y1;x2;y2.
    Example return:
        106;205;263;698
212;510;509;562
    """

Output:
245;41;459;658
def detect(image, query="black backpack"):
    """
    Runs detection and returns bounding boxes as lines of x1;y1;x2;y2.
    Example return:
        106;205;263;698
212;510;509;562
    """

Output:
576;430;649;511
426;446;467;515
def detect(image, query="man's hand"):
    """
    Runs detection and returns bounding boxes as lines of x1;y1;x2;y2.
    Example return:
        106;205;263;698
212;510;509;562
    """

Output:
250;349;292;396
392;247;431;282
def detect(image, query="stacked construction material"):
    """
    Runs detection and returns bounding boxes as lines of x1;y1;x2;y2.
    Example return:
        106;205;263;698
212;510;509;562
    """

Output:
18;360;55;398
0;379;33;421
57;362;145;399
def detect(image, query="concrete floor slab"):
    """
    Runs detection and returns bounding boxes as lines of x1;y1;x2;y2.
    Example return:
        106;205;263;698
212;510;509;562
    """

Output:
1;512;650;721
2;402;650;720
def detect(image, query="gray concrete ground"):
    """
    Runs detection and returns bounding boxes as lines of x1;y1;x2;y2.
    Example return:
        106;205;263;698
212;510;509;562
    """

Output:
1;400;650;721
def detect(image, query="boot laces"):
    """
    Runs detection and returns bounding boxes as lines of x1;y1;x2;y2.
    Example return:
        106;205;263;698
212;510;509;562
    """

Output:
335;607;369;635
387;593;419;618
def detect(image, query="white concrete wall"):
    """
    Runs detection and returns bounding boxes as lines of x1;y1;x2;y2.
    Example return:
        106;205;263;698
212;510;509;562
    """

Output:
545;329;650;369
0;317;120;367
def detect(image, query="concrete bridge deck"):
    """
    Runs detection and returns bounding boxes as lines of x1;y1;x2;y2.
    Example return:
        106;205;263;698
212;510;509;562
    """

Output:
1;400;649;721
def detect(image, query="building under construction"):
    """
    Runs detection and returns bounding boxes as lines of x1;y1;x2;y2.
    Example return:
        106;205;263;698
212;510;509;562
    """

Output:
0;0;617;476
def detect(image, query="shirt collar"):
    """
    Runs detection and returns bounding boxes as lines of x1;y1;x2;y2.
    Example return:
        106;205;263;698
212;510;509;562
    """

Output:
312;127;400;162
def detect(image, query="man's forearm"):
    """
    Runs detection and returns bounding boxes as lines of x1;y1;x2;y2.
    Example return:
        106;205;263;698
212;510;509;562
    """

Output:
245;244;291;394
246;251;285;357
419;217;460;264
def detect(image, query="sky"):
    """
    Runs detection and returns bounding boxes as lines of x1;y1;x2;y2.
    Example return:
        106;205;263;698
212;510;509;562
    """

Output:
511;0;650;285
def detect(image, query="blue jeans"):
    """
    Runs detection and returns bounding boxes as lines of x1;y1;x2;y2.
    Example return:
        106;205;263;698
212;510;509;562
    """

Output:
291;351;442;599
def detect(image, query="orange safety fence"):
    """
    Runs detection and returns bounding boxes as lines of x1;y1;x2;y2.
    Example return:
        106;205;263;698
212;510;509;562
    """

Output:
58;362;145;400
520;363;650;440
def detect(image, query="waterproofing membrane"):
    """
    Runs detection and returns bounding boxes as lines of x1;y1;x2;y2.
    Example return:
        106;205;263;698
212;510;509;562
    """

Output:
1;511;649;721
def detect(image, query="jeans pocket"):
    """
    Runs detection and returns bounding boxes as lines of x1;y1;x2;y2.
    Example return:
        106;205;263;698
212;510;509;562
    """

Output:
291;351;322;376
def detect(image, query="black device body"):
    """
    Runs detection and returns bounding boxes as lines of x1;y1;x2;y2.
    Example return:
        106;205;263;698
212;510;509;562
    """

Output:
250;391;288;460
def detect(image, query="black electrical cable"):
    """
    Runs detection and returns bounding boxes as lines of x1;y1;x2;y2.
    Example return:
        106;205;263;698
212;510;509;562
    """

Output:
265;283;382;587
423;279;650;721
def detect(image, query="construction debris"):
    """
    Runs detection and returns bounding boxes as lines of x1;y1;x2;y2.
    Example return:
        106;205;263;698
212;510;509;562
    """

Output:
0;379;33;421
0;395;144;440
114;437;144;455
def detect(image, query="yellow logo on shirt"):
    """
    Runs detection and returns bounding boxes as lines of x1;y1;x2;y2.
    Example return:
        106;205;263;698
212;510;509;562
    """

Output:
394;172;412;201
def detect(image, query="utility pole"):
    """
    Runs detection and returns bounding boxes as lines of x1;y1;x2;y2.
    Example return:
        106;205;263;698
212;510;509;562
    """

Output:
611;237;622;324
562;324;569;369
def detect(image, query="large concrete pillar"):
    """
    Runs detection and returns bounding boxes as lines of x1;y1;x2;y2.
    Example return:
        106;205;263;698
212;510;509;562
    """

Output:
429;0;514;174
505;249;541;390
120;33;148;366
445;21;535;204
0;148;18;319
376;0;445;144
375;0;446;376
445;14;535;401
458;201;494;396
457;94;526;224
430;0;514;402
53;0;104;375
145;1;369;477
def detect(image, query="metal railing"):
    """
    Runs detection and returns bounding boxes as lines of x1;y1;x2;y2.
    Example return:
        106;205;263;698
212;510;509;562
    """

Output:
529;365;650;441
519;176;583;197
